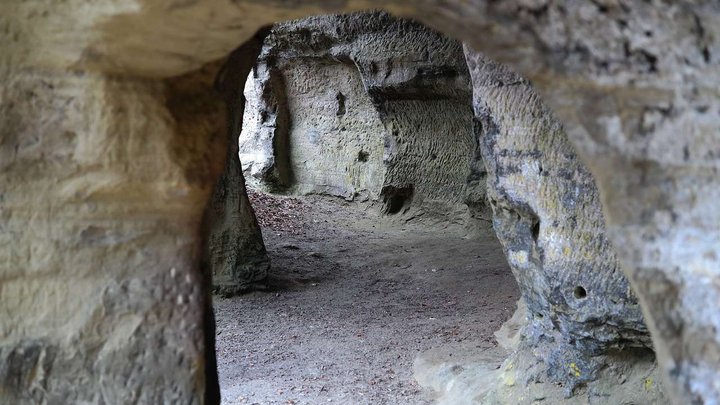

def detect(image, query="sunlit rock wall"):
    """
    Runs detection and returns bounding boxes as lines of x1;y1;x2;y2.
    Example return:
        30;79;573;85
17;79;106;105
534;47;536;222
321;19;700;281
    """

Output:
239;12;481;218
271;58;386;200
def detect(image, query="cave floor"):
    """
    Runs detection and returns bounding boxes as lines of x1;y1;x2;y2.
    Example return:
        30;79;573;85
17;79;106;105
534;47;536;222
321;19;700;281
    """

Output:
214;191;519;405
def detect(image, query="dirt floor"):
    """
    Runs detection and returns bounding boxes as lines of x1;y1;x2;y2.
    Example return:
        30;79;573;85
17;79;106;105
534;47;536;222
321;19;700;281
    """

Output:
214;191;519;404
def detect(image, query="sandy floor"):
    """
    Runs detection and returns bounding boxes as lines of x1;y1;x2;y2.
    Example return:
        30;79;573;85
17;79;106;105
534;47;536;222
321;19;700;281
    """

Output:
214;192;519;404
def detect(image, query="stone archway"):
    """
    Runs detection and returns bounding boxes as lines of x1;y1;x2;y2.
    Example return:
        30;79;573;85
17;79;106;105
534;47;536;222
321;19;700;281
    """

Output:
1;2;718;404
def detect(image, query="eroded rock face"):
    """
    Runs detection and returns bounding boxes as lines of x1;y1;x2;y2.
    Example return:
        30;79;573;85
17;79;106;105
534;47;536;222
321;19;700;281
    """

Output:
239;12;484;219
463;48;662;403
492;4;720;403
241;55;387;200
0;66;219;404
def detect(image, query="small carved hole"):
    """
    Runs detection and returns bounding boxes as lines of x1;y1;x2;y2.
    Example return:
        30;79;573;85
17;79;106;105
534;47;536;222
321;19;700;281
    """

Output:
336;92;346;116
531;221;540;241
574;286;587;299
357;151;369;162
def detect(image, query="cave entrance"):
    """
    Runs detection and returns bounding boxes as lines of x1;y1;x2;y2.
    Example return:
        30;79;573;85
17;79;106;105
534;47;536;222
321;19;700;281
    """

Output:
210;12;519;404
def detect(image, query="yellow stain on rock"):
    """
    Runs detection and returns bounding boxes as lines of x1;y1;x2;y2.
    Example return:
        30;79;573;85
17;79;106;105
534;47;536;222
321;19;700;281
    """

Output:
509;250;529;265
501;371;516;387
569;362;581;377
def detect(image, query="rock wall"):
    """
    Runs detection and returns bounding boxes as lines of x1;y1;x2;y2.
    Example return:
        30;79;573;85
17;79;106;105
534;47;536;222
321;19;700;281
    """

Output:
495;4;720;403
0;67;219;404
1;1;719;404
239;12;481;218
260;57;386;200
463;48;661;403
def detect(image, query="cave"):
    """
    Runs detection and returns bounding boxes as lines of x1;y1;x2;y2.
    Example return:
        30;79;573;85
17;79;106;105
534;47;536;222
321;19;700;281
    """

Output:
2;2;719;405
209;13;657;403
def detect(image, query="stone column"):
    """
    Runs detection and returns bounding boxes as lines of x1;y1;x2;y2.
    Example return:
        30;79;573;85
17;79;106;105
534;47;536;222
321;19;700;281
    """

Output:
207;28;271;297
546;56;720;405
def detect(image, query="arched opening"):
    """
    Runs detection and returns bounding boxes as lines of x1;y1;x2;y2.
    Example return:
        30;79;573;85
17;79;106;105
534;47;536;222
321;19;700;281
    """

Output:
206;11;657;405
210;13;520;403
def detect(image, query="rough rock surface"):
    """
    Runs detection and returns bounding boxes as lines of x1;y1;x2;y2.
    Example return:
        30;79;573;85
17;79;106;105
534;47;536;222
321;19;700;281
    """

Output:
415;300;665;405
239;12;483;219
492;4;720;403
242;56;387;200
461;48;664;403
206;30;271;297
0;67;218;404
1;1;719;404
241;14;657;402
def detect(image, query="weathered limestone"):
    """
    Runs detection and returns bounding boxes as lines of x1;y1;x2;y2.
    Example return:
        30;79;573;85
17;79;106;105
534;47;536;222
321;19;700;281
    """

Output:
516;5;720;402
0;67;218;404
240;14;658;402
453;3;720;403
1;1;719;404
461;48;662;403
239;13;481;219
206;29;271;296
241;55;387;200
